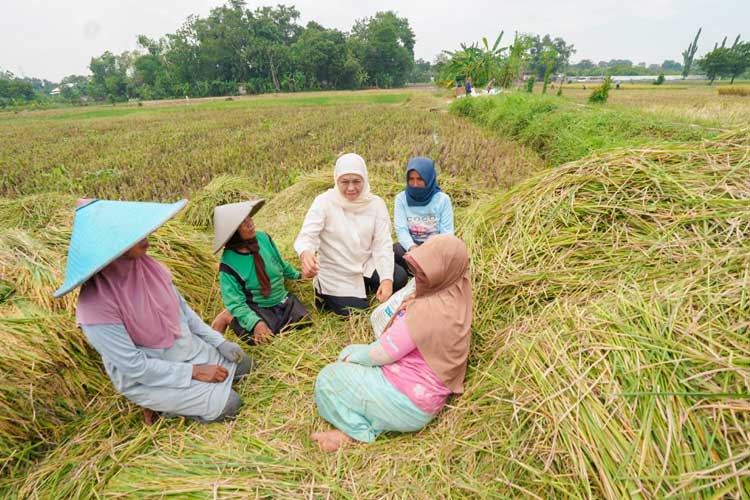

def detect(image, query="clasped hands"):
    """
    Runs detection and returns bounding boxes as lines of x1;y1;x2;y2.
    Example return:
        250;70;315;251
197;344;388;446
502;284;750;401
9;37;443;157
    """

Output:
192;340;247;383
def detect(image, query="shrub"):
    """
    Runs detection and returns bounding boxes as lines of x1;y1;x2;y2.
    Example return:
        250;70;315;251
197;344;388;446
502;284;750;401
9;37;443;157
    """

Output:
525;76;535;93
588;76;612;104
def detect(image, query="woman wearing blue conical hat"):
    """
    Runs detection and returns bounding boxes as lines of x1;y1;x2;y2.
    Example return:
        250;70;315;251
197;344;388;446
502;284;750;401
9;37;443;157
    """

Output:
55;199;253;424
393;157;454;272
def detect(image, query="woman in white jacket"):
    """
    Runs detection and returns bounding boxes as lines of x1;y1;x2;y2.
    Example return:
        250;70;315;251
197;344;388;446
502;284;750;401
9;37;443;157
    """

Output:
294;153;408;316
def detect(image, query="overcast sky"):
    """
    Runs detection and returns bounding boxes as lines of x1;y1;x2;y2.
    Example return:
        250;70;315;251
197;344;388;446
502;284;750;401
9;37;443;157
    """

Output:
2;0;748;81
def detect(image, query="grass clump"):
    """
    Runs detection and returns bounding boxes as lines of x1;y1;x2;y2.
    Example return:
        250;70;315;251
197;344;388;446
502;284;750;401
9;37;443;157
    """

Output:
179;174;268;229
458;129;750;496
467;128;750;326
0;193;75;231
718;86;750;97
0;228;76;312
0;311;110;478
450;91;711;165
470;275;750;498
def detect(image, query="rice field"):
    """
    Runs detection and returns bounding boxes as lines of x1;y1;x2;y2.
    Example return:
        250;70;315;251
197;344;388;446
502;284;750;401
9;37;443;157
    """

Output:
559;81;750;128
1;86;749;498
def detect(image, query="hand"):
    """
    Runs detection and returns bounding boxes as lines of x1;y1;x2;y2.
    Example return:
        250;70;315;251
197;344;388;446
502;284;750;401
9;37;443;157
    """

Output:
253;321;273;344
211;309;233;333
337;344;369;363
217;341;247;363
300;250;320;278
376;279;393;303
300;267;316;280
192;364;228;383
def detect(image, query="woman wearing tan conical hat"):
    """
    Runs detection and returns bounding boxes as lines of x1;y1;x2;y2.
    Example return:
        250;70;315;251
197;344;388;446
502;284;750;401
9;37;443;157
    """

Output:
211;199;313;345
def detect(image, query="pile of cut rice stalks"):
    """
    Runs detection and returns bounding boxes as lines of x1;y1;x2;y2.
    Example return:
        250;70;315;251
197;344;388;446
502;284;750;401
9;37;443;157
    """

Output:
2;131;749;498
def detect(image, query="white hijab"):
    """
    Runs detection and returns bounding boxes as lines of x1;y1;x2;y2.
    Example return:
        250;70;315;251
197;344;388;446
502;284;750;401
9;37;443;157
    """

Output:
330;153;375;214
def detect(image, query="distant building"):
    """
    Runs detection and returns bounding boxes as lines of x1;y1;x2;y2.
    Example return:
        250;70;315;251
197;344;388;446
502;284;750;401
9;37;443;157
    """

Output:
50;83;75;96
569;74;708;84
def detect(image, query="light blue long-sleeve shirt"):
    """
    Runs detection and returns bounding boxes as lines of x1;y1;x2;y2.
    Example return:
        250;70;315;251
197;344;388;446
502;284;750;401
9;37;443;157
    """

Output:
80;286;236;421
394;191;454;250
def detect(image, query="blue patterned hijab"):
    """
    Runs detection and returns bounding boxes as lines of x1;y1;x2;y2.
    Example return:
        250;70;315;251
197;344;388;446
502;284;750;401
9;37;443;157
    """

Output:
405;157;441;207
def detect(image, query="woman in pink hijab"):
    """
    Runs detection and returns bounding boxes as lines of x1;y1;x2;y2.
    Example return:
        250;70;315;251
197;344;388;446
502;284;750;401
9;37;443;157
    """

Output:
56;199;252;424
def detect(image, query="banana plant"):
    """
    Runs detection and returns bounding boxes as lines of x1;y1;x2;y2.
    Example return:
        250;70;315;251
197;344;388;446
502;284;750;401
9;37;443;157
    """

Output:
438;31;508;87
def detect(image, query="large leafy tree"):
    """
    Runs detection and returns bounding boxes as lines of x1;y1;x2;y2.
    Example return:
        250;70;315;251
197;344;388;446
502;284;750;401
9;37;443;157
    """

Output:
527;34;575;78
350;11;415;87
89;51;133;101
0;77;35;106
291;22;350;89
726;40;750;84
698;37;750;85
244;5;301;92
698;47;732;84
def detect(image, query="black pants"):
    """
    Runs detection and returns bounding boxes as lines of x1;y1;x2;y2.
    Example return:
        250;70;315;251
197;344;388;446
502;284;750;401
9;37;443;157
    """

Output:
230;292;310;345
315;266;408;317
393;242;409;273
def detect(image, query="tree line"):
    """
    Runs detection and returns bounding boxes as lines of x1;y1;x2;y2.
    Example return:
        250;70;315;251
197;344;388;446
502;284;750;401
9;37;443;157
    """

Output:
436;27;750;90
566;59;684;77
2;13;750;109
2;1;424;106
78;2;418;102
0;70;57;108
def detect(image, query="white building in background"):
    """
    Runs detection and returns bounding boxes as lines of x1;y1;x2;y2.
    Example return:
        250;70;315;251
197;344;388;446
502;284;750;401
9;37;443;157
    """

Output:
568;75;708;83
50;83;75;95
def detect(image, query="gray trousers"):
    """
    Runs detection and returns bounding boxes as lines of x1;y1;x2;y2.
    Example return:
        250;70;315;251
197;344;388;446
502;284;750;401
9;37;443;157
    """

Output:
197;355;254;423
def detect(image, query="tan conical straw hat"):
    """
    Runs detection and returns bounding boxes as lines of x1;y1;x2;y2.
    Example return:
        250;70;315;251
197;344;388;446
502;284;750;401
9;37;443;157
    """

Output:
212;199;265;253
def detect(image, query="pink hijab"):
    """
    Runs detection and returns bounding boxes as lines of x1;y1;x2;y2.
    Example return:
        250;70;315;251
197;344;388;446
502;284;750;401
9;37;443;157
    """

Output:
76;255;181;349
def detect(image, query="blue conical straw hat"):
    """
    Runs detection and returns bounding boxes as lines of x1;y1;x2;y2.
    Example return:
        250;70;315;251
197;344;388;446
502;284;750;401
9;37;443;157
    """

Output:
53;198;187;298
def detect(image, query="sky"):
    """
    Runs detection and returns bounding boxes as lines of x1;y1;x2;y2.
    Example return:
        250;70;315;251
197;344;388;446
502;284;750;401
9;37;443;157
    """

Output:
1;0;748;82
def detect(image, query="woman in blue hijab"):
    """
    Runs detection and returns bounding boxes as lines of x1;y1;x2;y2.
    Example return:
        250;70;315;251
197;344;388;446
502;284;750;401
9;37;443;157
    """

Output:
393;156;454;271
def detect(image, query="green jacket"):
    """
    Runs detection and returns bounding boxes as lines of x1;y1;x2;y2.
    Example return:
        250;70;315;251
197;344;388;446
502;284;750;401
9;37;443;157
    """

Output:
219;231;301;332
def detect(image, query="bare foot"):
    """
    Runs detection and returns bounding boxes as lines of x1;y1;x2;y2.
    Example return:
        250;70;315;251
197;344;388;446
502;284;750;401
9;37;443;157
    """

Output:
311;430;353;452
211;309;234;333
142;407;159;426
